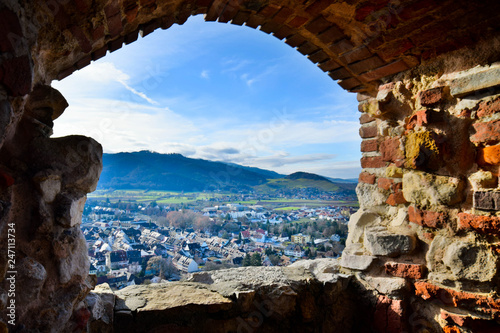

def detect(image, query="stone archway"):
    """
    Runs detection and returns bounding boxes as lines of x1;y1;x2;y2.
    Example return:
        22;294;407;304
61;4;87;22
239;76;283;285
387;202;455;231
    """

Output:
2;0;500;332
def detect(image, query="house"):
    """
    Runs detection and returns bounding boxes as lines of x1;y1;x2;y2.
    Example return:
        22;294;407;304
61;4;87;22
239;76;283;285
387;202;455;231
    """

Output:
89;264;97;275
284;244;305;258
173;254;199;273
106;250;128;269
291;233;311;245
127;250;141;264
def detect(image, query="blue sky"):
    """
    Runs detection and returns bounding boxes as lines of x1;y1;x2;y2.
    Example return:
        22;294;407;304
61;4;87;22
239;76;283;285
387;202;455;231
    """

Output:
52;15;361;179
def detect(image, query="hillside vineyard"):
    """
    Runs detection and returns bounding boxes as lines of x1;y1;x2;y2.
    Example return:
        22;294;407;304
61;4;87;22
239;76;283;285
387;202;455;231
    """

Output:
2;0;500;332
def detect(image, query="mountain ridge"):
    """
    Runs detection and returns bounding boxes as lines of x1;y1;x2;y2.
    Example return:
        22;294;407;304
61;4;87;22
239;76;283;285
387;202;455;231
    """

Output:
98;151;356;194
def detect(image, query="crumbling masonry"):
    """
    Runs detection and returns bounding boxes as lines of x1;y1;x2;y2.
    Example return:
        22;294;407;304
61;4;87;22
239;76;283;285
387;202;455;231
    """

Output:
1;0;500;332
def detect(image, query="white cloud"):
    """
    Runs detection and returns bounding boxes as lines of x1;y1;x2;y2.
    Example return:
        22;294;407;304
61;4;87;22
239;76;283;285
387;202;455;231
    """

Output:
200;70;210;79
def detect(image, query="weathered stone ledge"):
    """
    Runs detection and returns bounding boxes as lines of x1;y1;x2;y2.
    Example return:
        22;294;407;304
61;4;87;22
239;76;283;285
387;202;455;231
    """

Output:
87;259;356;333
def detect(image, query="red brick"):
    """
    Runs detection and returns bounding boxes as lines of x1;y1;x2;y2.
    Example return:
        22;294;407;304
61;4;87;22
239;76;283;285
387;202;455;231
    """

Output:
317;25;344;44
414;281;500;317
443;326;460;333
92;25;105;41
318;59;341;72
231;11;251;26
106;14;123;37
272;7;294;24
287;16;308;28
361;156;386;168
108;37;124;53
415;109;444;126
360;113;375;124
385;262;426;279
377;177;394;191
477;145;500;166
408;205;446;228
380;137;403;163
329;39;354;55
359;60;410;82
359;172;376;184
308;50;329;64
477;97;500;118
205;0;225;21
350;55;385;75
74;0;90;12
0;8;23;53
338;77;361;91
285;34;307;48
245;14;265;29
377;39;414;62
273;25;294;40
471;120;500;144
361;139;378;152
374;295;405;333
328;67;350;80
1;55;32;96
339;46;372;64
257;4;281;18
355;2;388;22
305;16;331;34
418;87;444;106
458;213;500;235
359;124;378;138
0;170;14;188
297;42;319;56
305;0;332;16
68;25;92;53
386;192;408;206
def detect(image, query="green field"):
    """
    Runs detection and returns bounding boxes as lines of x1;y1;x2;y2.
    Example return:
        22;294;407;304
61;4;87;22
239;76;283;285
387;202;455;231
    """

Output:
87;189;358;209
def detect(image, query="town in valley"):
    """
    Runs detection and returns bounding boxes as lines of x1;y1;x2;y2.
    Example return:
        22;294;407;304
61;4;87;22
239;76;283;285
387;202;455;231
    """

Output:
83;189;357;289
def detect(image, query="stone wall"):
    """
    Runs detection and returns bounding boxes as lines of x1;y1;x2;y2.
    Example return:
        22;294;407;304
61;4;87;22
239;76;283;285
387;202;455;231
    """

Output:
2;0;500;332
343;44;500;332
87;260;363;333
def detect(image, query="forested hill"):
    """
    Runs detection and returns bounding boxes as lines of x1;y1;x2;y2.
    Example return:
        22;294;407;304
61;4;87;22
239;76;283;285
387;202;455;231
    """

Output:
98;151;356;194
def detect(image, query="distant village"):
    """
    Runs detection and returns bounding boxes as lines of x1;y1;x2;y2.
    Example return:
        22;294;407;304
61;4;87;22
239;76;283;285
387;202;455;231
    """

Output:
83;195;355;290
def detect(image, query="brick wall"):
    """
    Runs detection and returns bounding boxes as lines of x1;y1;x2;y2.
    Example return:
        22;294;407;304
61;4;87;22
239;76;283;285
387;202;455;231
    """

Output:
342;52;500;332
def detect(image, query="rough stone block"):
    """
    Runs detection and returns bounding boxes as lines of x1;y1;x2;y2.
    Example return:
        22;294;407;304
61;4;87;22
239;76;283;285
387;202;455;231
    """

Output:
34;173;61;203
385;262;427;279
442;240;497;282
468;170;497;190
450;65;500;97
404;131;442;170
363;227;416;257
356;182;388;208
477;145;500;166
471;120;500;144
364;276;408;297
408;205;446;228
346;209;380;246
402;171;464;208
418;87;444;106
340;251;375;271
55;193;87;228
